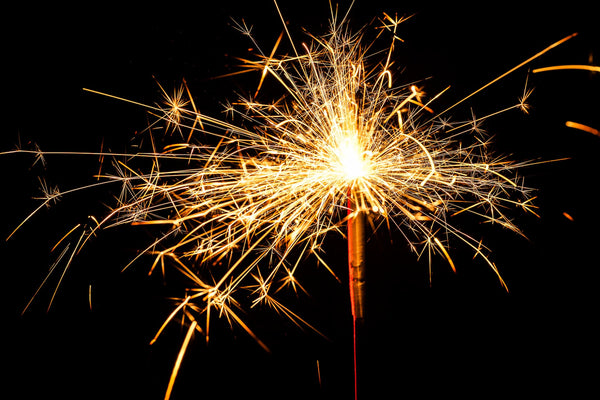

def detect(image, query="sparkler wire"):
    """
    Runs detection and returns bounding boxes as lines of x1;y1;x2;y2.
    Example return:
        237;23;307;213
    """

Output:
347;192;368;399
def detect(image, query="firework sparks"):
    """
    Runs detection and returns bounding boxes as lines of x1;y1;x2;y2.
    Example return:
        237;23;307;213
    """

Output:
4;4;579;399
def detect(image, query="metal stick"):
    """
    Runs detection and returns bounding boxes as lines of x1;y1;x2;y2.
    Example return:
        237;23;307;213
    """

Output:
347;198;366;400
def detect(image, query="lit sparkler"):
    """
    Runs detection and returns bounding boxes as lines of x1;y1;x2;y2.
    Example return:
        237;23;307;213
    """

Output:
5;3;578;399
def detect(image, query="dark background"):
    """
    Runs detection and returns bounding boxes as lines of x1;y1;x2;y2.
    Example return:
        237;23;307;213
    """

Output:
2;1;598;399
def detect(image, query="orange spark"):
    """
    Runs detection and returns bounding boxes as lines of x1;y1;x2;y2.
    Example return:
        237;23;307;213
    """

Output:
164;320;197;400
565;121;600;137
532;64;600;73
562;212;574;221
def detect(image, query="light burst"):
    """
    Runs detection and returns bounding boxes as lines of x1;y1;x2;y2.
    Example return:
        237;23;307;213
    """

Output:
5;4;578;399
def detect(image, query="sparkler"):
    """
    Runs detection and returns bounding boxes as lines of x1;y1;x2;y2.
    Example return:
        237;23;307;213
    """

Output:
5;3;579;399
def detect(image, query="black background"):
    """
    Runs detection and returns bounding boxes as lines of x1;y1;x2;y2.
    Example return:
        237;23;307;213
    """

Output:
2;1;598;399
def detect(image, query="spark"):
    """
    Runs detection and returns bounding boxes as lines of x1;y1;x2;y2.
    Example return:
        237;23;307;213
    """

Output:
532;64;600;73
565;121;600;137
88;284;93;311
316;359;322;389
164;320;197;400
562;211;575;221
34;177;61;206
